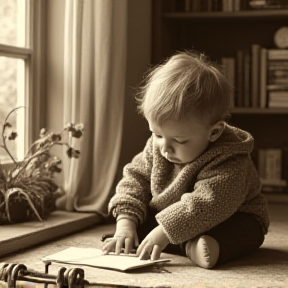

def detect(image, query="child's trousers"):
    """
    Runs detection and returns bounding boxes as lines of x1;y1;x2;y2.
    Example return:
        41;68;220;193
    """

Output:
137;208;265;267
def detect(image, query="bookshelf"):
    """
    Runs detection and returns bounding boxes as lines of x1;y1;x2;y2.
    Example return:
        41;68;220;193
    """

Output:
152;0;288;194
230;108;288;114
162;10;288;19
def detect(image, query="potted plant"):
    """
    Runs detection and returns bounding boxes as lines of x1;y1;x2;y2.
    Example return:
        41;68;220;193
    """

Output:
0;107;83;224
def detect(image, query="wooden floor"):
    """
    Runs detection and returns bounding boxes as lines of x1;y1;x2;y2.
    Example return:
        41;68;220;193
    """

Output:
1;195;288;288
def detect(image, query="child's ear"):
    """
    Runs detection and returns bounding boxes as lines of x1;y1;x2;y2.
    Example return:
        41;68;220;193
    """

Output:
209;121;226;142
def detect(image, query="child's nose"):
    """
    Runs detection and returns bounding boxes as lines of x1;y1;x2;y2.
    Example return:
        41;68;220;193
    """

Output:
161;140;173;154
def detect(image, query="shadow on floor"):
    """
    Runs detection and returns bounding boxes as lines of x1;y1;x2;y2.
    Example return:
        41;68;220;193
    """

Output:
217;247;288;270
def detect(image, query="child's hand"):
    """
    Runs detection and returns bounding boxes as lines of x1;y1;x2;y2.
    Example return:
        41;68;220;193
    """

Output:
102;218;139;255
136;225;169;260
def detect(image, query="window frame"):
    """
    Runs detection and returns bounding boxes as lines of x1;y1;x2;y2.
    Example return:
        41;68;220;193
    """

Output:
0;0;45;158
0;0;51;240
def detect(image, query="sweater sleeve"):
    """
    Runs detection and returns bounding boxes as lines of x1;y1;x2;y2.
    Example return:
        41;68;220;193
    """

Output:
155;155;257;244
108;137;154;223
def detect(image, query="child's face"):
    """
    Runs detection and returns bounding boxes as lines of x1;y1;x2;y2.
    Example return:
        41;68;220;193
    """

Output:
148;118;213;164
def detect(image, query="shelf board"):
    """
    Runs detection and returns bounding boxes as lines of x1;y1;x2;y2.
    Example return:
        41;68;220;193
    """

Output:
230;107;288;114
163;9;288;20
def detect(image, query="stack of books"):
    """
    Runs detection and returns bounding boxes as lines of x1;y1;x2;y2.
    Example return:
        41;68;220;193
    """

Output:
249;0;288;9
173;0;287;12
258;147;288;192
267;49;288;108
221;46;288;109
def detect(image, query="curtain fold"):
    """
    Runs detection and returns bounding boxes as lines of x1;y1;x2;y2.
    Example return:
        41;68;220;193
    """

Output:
56;0;127;216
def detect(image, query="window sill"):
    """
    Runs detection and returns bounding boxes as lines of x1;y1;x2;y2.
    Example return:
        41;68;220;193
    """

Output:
0;211;103;257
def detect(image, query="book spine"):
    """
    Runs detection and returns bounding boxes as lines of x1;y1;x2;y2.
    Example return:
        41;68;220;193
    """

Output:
259;148;287;191
191;0;201;12
184;0;192;11
268;101;288;108
236;50;244;107
243;50;251;107
265;149;282;181
268;92;288;107
267;84;288;90
178;0;259;11
283;143;288;192
163;0;177;12
234;0;241;11
269;91;288;99
222;57;235;107
251;44;261;107
260;48;267;108
268;49;288;60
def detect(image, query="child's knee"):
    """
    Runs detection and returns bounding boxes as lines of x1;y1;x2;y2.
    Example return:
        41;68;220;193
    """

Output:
185;235;219;269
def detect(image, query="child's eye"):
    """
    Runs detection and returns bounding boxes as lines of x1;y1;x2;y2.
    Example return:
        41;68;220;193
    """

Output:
153;133;162;139
175;139;187;145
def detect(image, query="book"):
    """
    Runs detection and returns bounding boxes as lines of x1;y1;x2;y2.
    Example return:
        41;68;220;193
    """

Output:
187;0;248;12
260;48;267;108
221;57;235;107
268;101;288;108
251;44;261;107
268;60;288;70
268;49;288;60
268;91;288;107
249;0;266;9
266;149;282;180
268;70;288;85
267;84;288;90
267;50;288;92
254;0;288;9
258;148;283;181
236;50;244;107
233;0;241;11
269;91;288;100
243;50;251;107
42;247;171;272
258;148;287;192
222;0;234;11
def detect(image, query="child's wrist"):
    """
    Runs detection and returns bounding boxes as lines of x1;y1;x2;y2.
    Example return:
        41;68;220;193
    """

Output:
116;214;138;227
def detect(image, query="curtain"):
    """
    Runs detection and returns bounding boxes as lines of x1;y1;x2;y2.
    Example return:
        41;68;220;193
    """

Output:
56;0;127;216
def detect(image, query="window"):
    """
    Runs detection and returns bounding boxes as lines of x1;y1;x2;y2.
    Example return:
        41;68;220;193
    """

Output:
0;0;101;256
0;0;44;164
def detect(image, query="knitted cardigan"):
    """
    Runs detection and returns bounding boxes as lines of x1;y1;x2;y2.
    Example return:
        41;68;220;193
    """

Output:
109;124;270;244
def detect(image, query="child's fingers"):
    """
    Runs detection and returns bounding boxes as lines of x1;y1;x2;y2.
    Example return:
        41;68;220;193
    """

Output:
138;241;154;260
115;237;125;255
136;240;145;257
124;237;134;254
150;245;161;260
103;238;113;244
102;239;117;254
134;235;139;248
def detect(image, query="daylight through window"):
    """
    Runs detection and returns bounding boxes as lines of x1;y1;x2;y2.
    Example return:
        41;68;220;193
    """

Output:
0;0;30;162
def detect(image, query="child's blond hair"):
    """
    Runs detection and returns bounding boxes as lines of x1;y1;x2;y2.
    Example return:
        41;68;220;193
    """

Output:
136;50;232;126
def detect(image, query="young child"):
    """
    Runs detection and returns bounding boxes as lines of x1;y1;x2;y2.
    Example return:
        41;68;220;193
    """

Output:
102;50;270;269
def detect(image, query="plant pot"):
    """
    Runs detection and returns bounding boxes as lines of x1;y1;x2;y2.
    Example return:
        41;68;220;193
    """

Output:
0;184;64;225
7;197;29;223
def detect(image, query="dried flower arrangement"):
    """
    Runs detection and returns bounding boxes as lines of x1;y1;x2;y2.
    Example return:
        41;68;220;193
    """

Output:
0;107;83;224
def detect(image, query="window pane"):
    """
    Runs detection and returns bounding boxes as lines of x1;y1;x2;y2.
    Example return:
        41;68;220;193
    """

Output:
0;57;25;163
0;0;27;47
